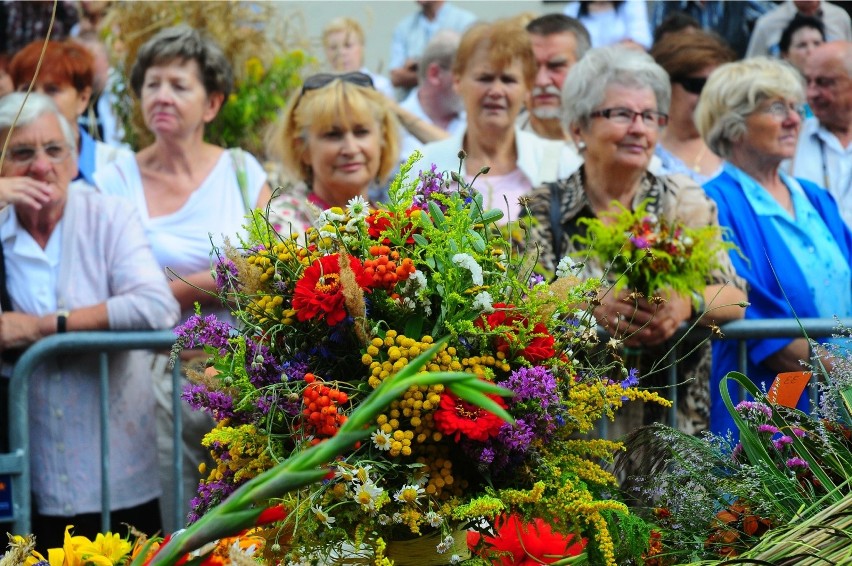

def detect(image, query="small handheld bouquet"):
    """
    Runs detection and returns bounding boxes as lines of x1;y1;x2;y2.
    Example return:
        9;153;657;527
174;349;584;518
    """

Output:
573;200;734;302
168;156;669;565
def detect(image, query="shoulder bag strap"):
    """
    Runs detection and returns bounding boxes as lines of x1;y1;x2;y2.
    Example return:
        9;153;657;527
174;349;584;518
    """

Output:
230;148;251;213
548;182;563;259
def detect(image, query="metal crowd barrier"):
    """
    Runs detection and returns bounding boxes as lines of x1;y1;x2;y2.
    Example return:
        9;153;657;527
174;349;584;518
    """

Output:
1;330;180;534
3;319;852;533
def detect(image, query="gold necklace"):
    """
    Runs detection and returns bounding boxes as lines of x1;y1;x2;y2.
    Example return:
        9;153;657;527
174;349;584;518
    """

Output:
692;144;707;173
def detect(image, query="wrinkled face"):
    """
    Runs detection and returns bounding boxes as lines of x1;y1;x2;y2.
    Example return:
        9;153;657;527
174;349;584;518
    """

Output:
738;98;802;162
784;26;824;71
804;48;852;130
529;31;578;119
0;113;76;211
455;44;526;133
324;30;364;73
301;116;382;205
16;78;90;128
140;59;221;138
574;83;660;174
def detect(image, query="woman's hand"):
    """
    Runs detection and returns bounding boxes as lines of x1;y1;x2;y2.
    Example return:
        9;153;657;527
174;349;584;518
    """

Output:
0;177;53;210
0;312;54;350
595;289;692;348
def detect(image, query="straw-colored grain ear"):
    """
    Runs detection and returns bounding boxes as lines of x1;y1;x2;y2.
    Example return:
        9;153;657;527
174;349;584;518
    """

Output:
339;251;368;346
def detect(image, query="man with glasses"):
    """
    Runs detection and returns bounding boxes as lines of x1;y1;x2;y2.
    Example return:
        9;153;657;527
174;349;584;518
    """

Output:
789;41;852;228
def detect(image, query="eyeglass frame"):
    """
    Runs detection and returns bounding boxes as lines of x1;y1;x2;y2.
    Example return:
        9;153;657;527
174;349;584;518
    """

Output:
588;107;670;128
4;142;72;167
757;100;806;121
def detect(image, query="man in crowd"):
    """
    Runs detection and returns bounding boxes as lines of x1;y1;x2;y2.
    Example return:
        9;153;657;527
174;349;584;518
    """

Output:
388;0;476;98
747;0;851;58
397;31;465;159
518;14;590;141
790;41;852;228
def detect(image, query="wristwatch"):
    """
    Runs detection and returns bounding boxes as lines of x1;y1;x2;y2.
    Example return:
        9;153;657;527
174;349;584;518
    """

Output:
57;309;70;333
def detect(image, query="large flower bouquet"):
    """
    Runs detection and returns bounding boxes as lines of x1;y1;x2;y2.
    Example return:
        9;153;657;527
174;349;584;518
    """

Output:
171;156;669;565
572;200;734;301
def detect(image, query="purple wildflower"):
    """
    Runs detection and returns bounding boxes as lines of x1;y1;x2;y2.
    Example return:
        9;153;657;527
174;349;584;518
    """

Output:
182;383;236;421
620;368;640;389
174;313;232;355
773;435;793;450
498;366;558;408
786;456;809;469
735;400;773;420
792;427;806;438
630;236;651;249
497;419;536;452
214;258;241;293
757;424;779;434
527;273;546;288
478;446;495;465
245;340;285;387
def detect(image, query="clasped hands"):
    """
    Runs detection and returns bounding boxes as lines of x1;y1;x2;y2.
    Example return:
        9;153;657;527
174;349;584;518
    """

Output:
594;288;692;348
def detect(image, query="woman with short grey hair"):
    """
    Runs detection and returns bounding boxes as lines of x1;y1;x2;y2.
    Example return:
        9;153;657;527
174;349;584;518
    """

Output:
697;57;852;437
524;45;746;435
0;92;179;546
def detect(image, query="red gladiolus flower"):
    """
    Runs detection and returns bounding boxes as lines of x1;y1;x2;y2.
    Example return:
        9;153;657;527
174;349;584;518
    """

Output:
467;514;587;565
476;303;556;364
255;504;287;525
433;390;507;442
292;254;369;326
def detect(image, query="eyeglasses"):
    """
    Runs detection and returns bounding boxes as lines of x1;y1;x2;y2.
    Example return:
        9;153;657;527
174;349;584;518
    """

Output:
674;76;707;95
760;100;805;120
6;142;71;166
589;107;669;128
301;72;375;94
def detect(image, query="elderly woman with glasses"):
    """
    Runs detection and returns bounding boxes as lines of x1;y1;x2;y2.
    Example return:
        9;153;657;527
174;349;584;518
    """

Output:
525;45;746;435
93;24;272;531
266;71;400;234
651;30;736;183
697;57;852;436
0;93;179;546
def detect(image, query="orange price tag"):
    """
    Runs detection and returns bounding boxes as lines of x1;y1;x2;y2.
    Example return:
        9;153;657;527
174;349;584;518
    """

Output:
767;371;811;408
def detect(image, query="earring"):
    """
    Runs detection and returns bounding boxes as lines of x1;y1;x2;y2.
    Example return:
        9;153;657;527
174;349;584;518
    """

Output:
577;141;587;152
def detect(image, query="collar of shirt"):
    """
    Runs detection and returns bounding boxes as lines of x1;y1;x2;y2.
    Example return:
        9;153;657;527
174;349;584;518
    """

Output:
724;161;805;218
76;127;97;186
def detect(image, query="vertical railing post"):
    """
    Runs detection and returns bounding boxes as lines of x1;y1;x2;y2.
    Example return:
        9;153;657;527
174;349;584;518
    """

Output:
99;352;111;532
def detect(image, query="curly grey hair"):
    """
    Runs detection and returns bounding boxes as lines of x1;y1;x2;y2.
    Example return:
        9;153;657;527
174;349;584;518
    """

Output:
561;45;671;132
0;92;77;152
694;57;804;159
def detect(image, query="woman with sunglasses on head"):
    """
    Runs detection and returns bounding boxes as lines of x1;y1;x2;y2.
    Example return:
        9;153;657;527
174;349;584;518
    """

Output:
93;24;272;531
419;18;581;221
697;57;852;437
525;45;746;435
266;72;399;235
650;30;736;183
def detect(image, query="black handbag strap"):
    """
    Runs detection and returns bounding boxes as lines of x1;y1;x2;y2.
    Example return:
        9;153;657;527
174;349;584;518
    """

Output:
0;241;12;313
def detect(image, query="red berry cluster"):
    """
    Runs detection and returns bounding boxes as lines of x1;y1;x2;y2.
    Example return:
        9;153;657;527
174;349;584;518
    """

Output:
363;245;416;290
302;373;348;445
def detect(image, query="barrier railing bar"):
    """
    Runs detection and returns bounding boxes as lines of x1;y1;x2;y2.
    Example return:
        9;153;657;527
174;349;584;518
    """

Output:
172;361;183;531
4;330;177;533
99;352;110;534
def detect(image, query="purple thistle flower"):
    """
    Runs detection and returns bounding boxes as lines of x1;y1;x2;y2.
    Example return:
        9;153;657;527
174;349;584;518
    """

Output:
773;435;793;450
757;424;779;434
630;235;651;249
735;400;773;420
792;427;806;438
786;456;809;469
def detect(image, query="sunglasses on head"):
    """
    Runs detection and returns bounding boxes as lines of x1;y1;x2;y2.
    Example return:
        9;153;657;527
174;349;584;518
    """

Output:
674;76;707;95
301;72;375;94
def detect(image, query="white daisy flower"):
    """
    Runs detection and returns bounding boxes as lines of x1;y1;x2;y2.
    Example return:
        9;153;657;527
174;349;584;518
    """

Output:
371;429;392;451
346;195;370;219
353;480;383;511
450;555;462;564
424;511;442;528
394;483;425;505
311;504;336;526
378;513;391;525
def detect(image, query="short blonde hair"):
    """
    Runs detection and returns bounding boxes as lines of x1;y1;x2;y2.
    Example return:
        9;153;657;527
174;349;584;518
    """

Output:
694;57;804;159
322;17;365;47
453;19;535;90
268;79;399;184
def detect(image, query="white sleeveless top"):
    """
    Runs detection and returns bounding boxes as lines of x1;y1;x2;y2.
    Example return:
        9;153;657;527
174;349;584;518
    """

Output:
93;150;267;277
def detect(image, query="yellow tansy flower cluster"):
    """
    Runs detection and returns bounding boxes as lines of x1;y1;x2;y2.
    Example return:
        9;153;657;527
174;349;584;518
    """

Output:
414;445;467;500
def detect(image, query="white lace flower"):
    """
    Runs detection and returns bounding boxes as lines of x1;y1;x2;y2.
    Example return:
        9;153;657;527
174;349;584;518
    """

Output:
450;555;462;564
471;291;494;313
452;253;483;286
556;255;580;278
317;207;346;225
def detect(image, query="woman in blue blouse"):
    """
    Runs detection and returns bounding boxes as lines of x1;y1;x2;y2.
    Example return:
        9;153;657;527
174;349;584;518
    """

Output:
695;57;852;436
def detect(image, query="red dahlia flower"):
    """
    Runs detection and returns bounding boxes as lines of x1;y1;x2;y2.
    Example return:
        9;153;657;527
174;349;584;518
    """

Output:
433;390;507;442
292;254;369;326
